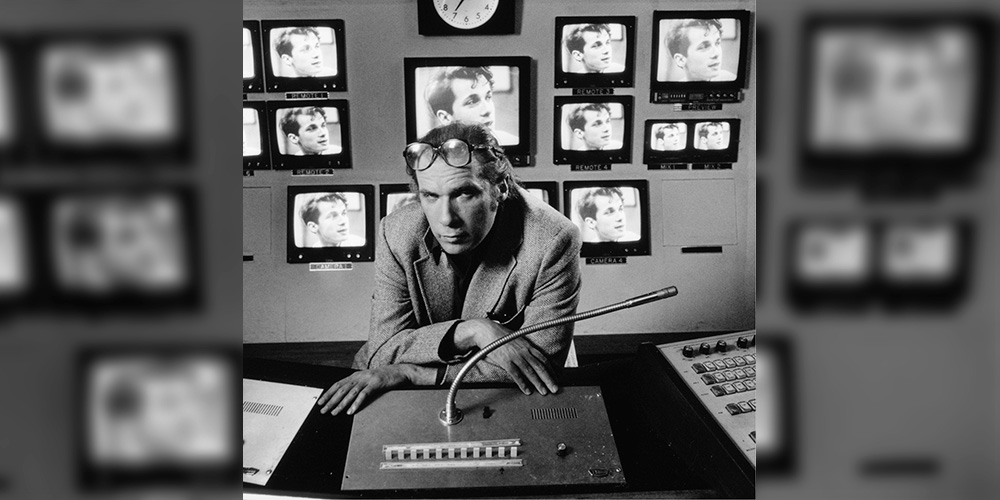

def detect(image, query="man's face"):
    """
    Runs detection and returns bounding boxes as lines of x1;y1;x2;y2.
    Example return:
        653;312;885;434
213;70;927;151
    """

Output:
574;29;612;72
586;194;626;242
439;75;496;130
676;25;722;81
702;125;725;150
662;126;683;150
308;200;350;246
282;32;324;77
290;113;329;154
415;156;499;255
576;109;612;150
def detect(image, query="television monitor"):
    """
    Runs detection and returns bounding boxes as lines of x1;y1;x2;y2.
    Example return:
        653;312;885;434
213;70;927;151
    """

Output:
755;335;797;476
32;32;192;165
643;118;741;166
76;344;238;490
650;10;752;102
261;20;347;92
553;95;633;165
877;219;971;309
785;219;874;310
286;185;375;263
379;183;418;220
0;36;19;165
404;56;531;166
242;101;270;170
554;16;637;88
800;15;992;190
266;99;351;170
0;192;30;306
46;187;200;312
522;181;559;210
563;180;650;257
243;21;264;92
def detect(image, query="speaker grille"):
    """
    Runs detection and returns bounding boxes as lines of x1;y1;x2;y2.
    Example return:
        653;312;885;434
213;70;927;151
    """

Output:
243;400;283;416
530;407;578;420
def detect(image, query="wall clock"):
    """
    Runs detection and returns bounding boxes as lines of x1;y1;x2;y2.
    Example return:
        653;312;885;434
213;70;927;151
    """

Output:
417;0;516;36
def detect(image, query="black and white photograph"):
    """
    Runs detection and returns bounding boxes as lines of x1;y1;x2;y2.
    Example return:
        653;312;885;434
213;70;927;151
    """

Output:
655;17;741;83
559;101;626;151
273;106;343;156
560;22;628;74
267;25;338;79
567;186;642;243
290;192;366;248
411;64;521;147
650;122;688;151
693;121;732;151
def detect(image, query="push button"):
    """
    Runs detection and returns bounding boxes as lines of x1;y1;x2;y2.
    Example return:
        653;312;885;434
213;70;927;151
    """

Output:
725;403;742;415
711;386;726;397
692;363;707;373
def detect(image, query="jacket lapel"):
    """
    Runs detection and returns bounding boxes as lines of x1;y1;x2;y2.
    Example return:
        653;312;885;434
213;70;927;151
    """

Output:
413;229;455;324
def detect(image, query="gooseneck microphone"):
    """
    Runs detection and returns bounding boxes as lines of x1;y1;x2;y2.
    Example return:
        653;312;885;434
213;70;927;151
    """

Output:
439;286;679;425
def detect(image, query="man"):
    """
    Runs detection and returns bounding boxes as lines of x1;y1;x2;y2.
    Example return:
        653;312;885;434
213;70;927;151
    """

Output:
665;19;736;82
299;193;365;248
697;122;727;150
273;27;337;77
564;24;626;74
567;103;622;151
654;123;685;151
317;122;582;416
424;66;519;146
278;107;341;156
576;187;640;243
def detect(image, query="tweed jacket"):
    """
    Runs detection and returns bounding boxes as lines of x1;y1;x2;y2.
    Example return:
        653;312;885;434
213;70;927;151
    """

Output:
352;187;582;384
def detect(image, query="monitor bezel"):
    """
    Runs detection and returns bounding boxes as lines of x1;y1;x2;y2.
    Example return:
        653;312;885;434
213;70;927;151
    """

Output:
266;99;352;170
876;218;972;310
243;20;265;93
784;219;875;311
286;184;375;264
649;10;752;94
403;56;533;167
552;95;634;165
562;179;651;258
260;19;348;93
554;16;637;89
242;101;271;170
522;181;560;211
642;118;741;165
378;183;416;221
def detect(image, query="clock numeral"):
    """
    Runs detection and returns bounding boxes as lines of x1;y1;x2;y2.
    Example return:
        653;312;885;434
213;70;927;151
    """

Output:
443;4;448;11
485;4;490;10
476;12;481;19
453;12;458;19
465;16;469;22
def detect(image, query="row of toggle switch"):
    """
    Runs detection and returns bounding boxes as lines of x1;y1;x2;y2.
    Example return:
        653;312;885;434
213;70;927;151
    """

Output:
681;335;755;358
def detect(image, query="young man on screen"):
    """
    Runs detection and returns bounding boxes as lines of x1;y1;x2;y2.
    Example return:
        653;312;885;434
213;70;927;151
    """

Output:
316;122;582;416
697;122;728;150
424;66;519;146
273;27;337;78
564;24;626;74
278;107;341;156
654;123;685;151
575;187;640;243
299;193;365;248
567;103;623;151
665;19;737;82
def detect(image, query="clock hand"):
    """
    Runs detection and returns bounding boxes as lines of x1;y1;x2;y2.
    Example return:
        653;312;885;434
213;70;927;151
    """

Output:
454;0;465;11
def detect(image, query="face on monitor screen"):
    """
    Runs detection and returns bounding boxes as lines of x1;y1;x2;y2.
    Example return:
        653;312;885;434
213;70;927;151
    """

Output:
274;106;342;156
242;28;255;79
693;121;731;151
809;25;976;151
568;186;642;243
0;196;27;293
795;223;872;284
242;108;262;157
40;39;181;146
657;18;741;82
268;26;338;78
292;192;367;248
561;23;628;74
413;65;520;147
560;102;626;151
651;122;687;151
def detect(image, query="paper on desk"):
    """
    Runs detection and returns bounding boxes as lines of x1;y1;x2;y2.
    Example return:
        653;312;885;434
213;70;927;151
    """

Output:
243;379;322;486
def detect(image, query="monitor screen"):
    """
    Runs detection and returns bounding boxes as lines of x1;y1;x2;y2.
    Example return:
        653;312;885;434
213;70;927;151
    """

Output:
0;194;28;297
379;184;418;220
404;57;531;165
286;185;375;263
267;99;351;169
242;102;270;169
651;10;751;93
650;122;688;152
786;220;873;309
242;21;263;92
35;34;191;164
563;180;650;257
261;20;347;92
555;16;636;88
553;96;634;165
693;121;731;151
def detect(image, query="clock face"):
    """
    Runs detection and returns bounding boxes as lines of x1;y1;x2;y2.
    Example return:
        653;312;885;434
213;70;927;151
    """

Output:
434;0;499;29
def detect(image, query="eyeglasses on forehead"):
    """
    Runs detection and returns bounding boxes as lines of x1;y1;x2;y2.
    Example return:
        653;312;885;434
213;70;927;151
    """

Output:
403;138;504;172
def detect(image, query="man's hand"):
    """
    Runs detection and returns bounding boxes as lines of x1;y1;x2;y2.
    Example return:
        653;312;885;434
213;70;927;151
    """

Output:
317;365;413;416
455;319;560;396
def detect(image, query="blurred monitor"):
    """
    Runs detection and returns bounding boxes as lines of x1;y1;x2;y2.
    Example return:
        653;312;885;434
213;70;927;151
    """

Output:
756;335;796;476
522;181;560;210
287;185;374;263
242;102;270;169
243;21;264;92
786;220;874;309
563;180;650;257
0;194;28;297
878;219;970;308
555;16;636;88
404;56;531;165
267;99;351;169
0;41;12;150
553;96;634;165
36;34;191;164
261;20;347;92
379;184;418;220
651;11;751;92
78;346;237;489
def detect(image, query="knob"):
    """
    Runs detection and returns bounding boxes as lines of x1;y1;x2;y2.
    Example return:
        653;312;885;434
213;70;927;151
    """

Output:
682;346;695;358
699;343;712;355
556;442;568;457
716;340;727;353
736;337;748;349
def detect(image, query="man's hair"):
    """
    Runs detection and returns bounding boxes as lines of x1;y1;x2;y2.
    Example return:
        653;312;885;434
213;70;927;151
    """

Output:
274;27;321;58
407;122;518;204
424;66;495;117
279;106;327;138
698;122;724;140
576;187;623;222
567;103;611;133
300;192;347;225
655;123;681;140
564;24;611;54
666;19;723;57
